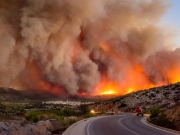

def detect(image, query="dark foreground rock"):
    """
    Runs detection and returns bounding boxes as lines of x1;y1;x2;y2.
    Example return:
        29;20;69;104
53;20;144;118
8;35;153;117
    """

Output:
0;119;64;135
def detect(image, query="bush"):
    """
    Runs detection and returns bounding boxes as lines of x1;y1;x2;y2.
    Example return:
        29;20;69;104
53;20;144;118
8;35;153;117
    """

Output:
150;112;175;130
84;113;93;118
163;92;170;97
61;108;77;116
25;108;77;123
149;93;156;98
155;90;159;94
150;105;161;118
157;113;175;129
0;102;6;115
25;111;39;122
46;108;76;117
149;106;176;130
44;113;59;120
68;119;77;125
118;103;127;108
58;116;64;121
79;104;89;114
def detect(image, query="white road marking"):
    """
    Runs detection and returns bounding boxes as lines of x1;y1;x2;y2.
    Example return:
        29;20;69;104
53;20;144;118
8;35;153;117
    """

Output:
86;118;93;135
141;117;180;135
86;116;109;135
118;117;141;135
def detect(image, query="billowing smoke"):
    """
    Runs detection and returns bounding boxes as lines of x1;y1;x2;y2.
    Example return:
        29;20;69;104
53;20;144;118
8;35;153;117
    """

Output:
0;0;179;96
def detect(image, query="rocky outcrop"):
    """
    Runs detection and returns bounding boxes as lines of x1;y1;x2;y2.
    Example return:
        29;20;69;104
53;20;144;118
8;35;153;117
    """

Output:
165;106;180;131
0;119;63;135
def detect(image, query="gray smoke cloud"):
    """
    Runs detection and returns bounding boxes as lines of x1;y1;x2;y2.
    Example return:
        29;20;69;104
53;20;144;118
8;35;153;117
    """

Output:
0;0;179;96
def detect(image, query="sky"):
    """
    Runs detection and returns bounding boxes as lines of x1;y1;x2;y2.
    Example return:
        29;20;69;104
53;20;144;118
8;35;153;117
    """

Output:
163;0;180;47
163;0;180;28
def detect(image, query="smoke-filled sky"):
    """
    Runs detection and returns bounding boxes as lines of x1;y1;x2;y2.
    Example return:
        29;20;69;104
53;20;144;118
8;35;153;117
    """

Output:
0;0;180;97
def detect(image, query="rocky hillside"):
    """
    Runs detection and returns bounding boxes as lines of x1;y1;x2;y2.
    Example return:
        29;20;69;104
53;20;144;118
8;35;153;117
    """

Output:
91;82;180;112
0;87;95;102
90;82;180;130
165;105;180;131
0;87;60;102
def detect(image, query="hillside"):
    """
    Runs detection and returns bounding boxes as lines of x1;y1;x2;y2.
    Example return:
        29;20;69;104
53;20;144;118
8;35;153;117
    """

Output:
0;88;61;102
90;82;180;130
0;87;97;102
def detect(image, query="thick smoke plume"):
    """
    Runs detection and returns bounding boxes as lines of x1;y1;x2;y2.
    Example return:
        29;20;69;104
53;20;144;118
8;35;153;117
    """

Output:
0;0;179;96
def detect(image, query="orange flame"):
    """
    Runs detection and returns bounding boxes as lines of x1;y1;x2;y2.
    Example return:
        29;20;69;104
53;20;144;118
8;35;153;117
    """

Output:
93;76;121;95
167;68;180;83
93;62;180;96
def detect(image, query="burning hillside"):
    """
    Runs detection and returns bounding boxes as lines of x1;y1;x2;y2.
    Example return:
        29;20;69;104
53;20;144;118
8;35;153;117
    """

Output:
0;0;180;97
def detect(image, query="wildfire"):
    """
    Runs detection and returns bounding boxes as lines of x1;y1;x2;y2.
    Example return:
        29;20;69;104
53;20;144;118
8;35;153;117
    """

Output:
126;88;134;94
94;62;180;96
93;75;120;96
100;90;117;95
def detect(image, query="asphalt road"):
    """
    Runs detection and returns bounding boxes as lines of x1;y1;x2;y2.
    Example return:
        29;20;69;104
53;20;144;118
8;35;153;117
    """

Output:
87;114;179;135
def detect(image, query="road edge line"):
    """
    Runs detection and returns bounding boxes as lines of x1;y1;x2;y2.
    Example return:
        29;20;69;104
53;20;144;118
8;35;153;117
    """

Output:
62;119;86;135
86;117;94;135
85;116;109;135
141;117;180;135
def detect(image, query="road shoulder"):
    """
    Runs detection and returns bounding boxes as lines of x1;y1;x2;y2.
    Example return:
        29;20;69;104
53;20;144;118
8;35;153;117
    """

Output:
141;117;180;135
62;116;106;135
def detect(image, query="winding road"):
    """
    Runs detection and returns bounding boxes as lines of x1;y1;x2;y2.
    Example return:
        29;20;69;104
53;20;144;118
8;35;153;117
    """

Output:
63;114;180;135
